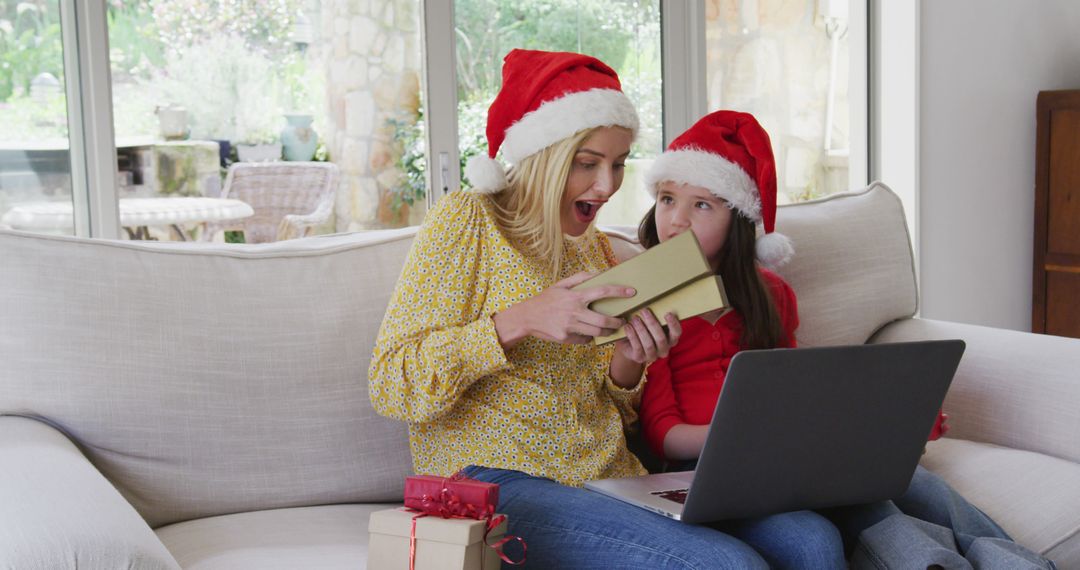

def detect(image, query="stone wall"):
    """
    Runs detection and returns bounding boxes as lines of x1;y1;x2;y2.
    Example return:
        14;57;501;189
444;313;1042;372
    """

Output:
320;0;425;231
705;0;851;202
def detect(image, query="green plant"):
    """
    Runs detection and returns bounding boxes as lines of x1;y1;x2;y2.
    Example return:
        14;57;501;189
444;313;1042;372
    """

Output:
312;140;329;162
453;0;662;158
457;93;491;188
387;111;426;213
279;50;321;114
236;126;280;146
454;0;646;98
152;35;283;144
0;90;67;141
149;0;300;60
106;1;164;82
0;1;64;103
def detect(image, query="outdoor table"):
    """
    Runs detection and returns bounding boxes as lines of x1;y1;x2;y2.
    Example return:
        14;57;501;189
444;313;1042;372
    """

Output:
0;197;254;240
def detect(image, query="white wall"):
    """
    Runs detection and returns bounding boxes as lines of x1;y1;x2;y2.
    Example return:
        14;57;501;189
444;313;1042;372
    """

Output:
873;0;918;254
918;0;1080;331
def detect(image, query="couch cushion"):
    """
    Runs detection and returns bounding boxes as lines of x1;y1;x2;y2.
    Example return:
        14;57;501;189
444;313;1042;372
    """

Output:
0;416;180;570
773;182;918;346
872;317;1080;466
0;228;417;527
922;438;1080;568
155;503;393;569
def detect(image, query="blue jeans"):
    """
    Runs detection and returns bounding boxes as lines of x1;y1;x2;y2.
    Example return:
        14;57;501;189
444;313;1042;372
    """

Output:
461;466;845;569
822;466;1013;555
893;465;1013;553
822;466;1054;569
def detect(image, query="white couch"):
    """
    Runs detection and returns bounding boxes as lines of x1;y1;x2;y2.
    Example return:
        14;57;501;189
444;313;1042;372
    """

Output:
1;182;1077;569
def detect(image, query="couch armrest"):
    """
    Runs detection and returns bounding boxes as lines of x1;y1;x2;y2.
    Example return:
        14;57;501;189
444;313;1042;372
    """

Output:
870;318;1080;464
0;416;180;570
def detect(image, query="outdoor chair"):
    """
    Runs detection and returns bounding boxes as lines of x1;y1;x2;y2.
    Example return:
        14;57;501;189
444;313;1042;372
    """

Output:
204;162;339;243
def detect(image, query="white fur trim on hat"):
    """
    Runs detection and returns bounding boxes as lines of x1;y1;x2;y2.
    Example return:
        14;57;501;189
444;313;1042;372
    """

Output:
464;154;508;193
500;88;639;164
644;149;761;221
756;231;794;269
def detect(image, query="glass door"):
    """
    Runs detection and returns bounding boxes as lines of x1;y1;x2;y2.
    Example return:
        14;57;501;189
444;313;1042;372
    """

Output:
704;0;868;203
453;0;662;227
0;0;76;236
104;0;429;242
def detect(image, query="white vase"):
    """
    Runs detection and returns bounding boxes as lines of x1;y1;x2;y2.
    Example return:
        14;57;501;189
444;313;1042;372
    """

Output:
155;105;189;140
281;114;318;161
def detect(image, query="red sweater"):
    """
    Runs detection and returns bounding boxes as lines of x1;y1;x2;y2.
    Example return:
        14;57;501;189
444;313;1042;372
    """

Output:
640;269;799;459
640;269;943;460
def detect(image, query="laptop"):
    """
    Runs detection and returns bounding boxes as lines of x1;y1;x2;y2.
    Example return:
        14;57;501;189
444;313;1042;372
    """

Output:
585;340;965;523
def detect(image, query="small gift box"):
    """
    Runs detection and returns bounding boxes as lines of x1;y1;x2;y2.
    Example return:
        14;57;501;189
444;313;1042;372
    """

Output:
367;507;508;570
404;474;499;519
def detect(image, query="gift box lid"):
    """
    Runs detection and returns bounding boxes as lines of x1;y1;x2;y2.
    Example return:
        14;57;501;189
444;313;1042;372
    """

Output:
368;508;507;545
572;230;712;317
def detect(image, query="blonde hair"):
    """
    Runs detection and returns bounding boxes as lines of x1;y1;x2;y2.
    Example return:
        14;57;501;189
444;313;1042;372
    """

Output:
489;128;599;279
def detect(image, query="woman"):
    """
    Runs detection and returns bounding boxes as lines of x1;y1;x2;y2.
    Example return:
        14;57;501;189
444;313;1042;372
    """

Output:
369;49;843;569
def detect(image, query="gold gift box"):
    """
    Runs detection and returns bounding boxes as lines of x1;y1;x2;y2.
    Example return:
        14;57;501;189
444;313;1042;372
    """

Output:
367;507;508;570
574;231;730;345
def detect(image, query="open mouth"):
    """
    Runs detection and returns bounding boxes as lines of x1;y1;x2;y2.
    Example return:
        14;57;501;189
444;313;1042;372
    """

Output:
574;200;602;223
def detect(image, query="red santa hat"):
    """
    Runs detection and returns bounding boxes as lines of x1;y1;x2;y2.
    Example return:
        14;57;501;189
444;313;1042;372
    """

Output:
644;110;794;268
464;49;640;193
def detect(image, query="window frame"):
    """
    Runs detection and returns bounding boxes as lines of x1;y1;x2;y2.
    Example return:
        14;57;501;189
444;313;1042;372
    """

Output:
61;0;877;240
60;0;119;238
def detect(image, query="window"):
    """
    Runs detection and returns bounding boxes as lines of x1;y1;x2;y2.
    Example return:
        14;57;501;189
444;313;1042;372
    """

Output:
704;0;867;204
104;0;426;241
0;0;75;236
1;0;871;241
451;0;662;227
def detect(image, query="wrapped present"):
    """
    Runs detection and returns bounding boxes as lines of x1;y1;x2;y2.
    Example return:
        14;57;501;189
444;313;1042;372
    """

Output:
367;507;509;570
404;473;499;519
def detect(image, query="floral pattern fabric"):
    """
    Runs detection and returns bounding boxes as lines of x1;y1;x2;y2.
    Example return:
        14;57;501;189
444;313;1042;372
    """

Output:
369;191;646;487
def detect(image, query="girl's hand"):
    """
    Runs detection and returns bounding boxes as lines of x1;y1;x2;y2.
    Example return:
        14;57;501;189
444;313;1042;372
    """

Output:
614;310;682;364
493;272;634;348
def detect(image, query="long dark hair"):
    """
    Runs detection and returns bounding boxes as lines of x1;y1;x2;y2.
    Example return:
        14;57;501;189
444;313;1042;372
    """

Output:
637;205;785;350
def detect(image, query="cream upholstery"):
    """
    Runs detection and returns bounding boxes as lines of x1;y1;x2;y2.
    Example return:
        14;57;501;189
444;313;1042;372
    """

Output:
872;317;1080;464
1;182;1077;568
921;439;1080;563
154;504;394;570
0;228;415;528
0;416;180;569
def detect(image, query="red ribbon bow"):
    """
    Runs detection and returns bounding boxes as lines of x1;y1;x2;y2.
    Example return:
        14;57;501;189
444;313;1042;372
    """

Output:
405;471;526;569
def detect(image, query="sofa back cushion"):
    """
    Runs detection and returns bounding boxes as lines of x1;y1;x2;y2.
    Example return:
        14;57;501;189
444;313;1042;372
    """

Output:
773;182;917;346
0;228;418;528
603;181;917;347
0;182;915;527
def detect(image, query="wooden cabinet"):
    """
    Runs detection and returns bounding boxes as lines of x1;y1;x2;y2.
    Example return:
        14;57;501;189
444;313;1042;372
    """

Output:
1034;90;1080;338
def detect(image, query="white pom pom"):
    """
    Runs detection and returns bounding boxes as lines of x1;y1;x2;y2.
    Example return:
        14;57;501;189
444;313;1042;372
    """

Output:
756;232;794;269
464;155;508;194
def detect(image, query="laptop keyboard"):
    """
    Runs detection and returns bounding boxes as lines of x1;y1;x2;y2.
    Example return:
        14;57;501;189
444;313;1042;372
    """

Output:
651;488;689;504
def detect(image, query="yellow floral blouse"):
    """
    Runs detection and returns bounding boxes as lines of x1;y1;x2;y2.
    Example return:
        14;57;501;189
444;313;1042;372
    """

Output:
369;190;647;487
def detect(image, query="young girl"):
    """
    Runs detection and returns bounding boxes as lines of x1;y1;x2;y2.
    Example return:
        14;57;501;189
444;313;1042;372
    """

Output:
637;109;797;467
636;110;1053;569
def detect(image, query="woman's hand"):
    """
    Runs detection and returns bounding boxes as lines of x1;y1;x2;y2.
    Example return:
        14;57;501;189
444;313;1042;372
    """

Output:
608;310;681;389
493;271;634;348
614;310;682;365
